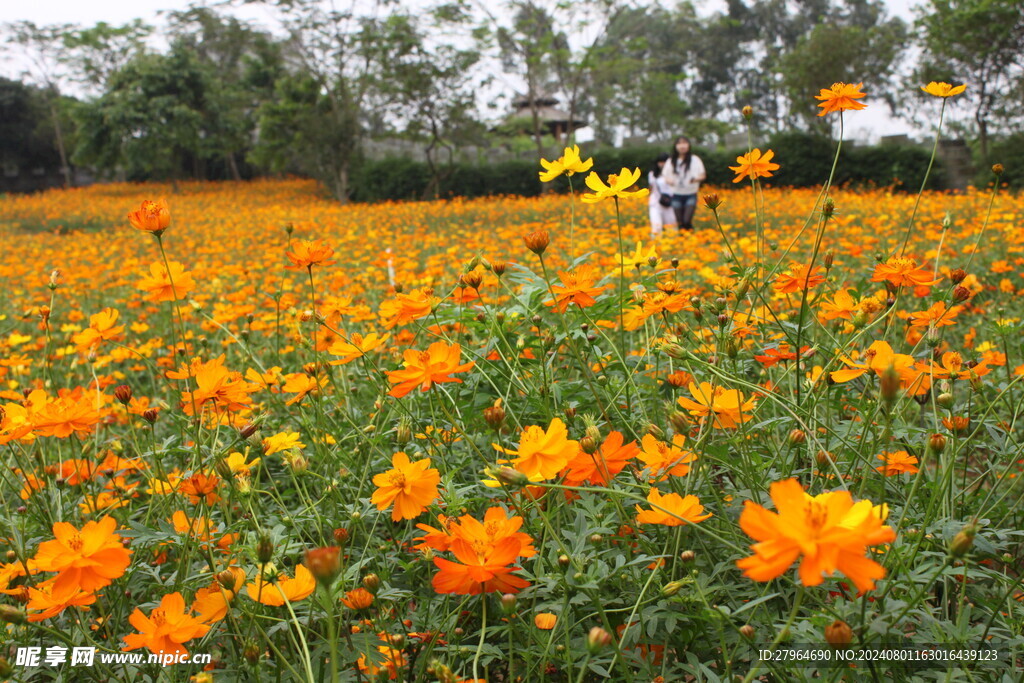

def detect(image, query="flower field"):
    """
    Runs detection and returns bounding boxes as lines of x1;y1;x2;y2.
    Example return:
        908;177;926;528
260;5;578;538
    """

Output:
1;108;1024;679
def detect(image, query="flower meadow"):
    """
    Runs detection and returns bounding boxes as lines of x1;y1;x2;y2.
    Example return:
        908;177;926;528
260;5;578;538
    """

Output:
0;84;1023;682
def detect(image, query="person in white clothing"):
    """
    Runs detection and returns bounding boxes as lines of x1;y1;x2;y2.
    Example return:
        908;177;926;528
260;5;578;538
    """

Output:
661;136;706;231
647;153;676;240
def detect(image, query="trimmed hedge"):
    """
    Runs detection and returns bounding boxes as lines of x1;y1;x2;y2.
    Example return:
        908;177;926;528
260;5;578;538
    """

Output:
350;133;947;202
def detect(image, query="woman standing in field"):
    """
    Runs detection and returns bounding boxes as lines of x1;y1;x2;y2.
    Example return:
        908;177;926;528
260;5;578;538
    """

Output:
648;153;676;240
661;136;706;232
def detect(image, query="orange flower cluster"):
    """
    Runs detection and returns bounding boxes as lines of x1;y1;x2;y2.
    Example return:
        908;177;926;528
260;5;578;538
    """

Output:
417;507;534;595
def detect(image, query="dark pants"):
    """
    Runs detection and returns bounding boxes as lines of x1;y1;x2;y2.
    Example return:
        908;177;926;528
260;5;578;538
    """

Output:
672;194;697;230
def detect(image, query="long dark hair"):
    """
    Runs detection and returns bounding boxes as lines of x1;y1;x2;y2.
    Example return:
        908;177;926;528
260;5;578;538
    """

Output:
670;136;692;174
650;152;670;178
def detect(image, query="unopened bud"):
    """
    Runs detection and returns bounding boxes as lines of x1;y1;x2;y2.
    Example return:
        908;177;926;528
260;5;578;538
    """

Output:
216;569;237;590
741;105;753;120
949;268;966;285
788;429;806;446
587;626;613;654
928;433;947;454
937;392;954;408
558;554;571;569
523;230;550;255
739;624;755;639
304;546;342;584
239;421;259;439
142;408;159;424
824;620;853;648
491;260;506;276
362;573;381;594
500;593;517;615
952;286;971;303
256;533;274;564
0;605;25;624
702;193;722;210
661;581;684;597
992;163;1004;176
113;385;132;405
949;528;976;557
679;550;696;563
880;364;901;403
579;435;599;455
243;640;261;663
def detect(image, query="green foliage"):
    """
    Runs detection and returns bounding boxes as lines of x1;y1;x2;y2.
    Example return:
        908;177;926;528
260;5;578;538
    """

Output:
0;77;61;171
980;134;1024;189
350;138;946;201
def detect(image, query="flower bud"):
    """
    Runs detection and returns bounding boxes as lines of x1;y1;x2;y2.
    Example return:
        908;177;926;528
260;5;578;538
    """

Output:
661;581;684;597
0;605;25;624
579;435;599;455
702;193;722;210
587;626;613;654
880;364;901;403
952;286;971;303
949;268;966;285
362;573;381;594
928;433;947;454
949;530;975;557
256;533;274;564
788;429;806;446
992;163;1004;176
558;554;571;569
816;450;833;466
679;550;696;563
114;385;133;406
142;408;159;424
500;593;517;615
668;410;689;434
824;620;853;648
216;569;237;590
239;421;259;439
824;250;834;269
937;392;954;408
491;260;506;276
739;624;755;639
395;417;412;445
460;270;483;290
243;640;261;663
490;466;528;488
741;105;753;120
304;546;342;584
523;230;550;255
483;400;506;430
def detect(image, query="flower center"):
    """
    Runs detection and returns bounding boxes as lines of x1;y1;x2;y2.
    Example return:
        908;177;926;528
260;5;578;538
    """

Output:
803;500;829;532
387;471;407;488
66;533;84;552
151;609;167;627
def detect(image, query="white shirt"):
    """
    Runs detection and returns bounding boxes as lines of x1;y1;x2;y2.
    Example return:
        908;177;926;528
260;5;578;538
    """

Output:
662;155;706;195
647;171;672;205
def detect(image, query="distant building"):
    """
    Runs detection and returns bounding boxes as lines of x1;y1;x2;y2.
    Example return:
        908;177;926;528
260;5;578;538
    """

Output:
500;94;587;143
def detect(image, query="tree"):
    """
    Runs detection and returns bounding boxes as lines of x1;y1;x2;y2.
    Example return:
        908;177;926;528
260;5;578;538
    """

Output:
0;77;61;176
61;20;151;91
72;47;212;181
3;21;76;186
916;0;1024;160
775;0;907;134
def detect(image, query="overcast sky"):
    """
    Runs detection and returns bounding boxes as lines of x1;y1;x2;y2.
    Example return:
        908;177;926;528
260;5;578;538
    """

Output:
1;0;929;142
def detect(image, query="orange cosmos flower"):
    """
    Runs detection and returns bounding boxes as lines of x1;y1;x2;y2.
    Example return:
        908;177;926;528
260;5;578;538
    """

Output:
921;82;966;98
179;472;222;505
915;351;989;381
451;507;537;558
327;331;389;365
871;256;940;288
30;393;103;438
26;580;96;622
908;301;961;329
677;382;756;429
246;565;316;606
342;587;375;610
773;263;825;293
432;537;530;595
280;372;327;405
729;148;780;183
561;431;638;486
285;239;336;270
545;264;608;313
192;567;245;624
122;591;210;656
32;516;132;593
818;289;859;321
127;199;170;236
179;355;258;415
493;418;578;480
635;488;712;527
371;452;441;521
71;308;125;351
736;479;895;592
875;451;919;476
137;260;195;303
830;340;915;384
815;82;867;116
636;434;697;480
386;341;475;398
357;645;406;680
379;289;437;329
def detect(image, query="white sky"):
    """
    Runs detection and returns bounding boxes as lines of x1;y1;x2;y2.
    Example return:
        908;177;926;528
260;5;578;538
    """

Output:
1;0;928;142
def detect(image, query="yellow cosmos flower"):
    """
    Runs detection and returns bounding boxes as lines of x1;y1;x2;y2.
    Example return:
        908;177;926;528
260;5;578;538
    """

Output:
538;145;594;182
921;82;966;98
580;167;649;203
